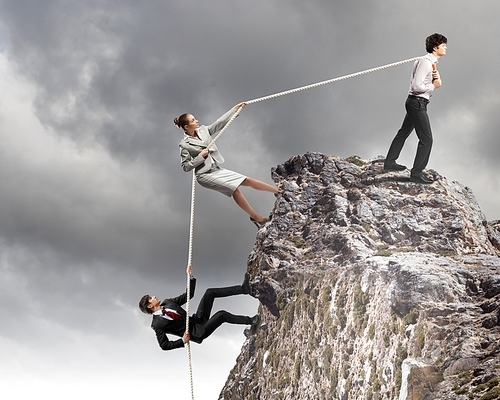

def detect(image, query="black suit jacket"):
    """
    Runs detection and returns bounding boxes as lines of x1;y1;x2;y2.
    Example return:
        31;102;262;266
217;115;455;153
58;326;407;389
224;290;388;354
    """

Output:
151;278;204;351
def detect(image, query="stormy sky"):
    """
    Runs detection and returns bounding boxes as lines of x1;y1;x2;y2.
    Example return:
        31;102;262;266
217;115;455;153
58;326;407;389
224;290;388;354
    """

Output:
0;1;499;398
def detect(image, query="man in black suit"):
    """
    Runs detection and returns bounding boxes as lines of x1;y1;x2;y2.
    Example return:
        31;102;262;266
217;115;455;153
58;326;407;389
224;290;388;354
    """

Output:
139;265;260;351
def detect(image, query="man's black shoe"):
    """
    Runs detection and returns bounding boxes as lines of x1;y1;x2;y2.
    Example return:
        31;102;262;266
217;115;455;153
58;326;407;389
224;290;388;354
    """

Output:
249;314;261;335
384;162;407;171
410;174;433;184
242;273;250;295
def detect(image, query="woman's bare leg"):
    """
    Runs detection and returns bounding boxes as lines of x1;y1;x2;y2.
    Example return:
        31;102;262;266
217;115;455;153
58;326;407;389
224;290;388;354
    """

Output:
239;177;279;193
232;188;265;222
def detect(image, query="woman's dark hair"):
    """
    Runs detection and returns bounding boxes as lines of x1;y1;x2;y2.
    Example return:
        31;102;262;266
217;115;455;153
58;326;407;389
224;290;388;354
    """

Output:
173;114;190;130
426;33;447;53
139;295;153;314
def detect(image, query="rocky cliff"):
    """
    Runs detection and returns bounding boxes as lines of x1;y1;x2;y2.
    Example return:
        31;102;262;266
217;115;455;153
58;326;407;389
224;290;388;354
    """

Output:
219;153;500;400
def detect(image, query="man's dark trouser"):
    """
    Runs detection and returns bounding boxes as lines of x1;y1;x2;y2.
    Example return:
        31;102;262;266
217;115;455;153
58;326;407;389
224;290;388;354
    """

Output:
386;95;433;176
195;285;252;340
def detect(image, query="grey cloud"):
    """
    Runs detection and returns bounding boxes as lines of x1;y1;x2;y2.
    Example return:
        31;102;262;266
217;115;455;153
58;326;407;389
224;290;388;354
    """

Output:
0;1;499;397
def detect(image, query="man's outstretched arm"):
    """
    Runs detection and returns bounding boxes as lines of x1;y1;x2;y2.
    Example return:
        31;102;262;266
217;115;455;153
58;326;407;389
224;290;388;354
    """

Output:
168;266;196;306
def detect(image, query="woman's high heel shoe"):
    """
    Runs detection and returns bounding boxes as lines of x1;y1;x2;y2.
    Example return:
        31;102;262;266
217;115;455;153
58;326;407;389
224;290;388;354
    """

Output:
250;217;269;229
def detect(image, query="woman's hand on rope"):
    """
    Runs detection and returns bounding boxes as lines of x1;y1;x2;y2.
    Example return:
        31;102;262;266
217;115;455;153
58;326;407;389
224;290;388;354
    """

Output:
183;331;191;344
233;102;246;111
200;148;209;158
186;264;193;276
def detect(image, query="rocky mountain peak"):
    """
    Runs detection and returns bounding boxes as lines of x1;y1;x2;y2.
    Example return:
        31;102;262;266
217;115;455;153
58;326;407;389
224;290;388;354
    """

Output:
219;153;500;400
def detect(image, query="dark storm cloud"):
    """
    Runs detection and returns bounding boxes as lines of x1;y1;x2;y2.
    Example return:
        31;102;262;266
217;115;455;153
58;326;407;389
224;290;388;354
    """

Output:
0;1;499;398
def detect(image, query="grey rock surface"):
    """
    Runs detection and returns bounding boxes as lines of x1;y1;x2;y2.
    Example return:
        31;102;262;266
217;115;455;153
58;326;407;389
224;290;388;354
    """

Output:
219;153;500;400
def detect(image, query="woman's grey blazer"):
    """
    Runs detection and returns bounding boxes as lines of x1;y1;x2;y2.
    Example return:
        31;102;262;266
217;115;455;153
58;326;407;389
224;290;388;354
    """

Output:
178;108;238;175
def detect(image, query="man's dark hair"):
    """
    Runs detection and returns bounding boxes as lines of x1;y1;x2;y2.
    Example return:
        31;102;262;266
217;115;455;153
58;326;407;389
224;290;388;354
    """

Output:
426;33;447;53
139;295;153;314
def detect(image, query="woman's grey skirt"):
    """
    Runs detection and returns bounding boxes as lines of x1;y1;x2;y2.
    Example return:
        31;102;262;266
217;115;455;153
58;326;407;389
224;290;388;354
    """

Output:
196;166;246;197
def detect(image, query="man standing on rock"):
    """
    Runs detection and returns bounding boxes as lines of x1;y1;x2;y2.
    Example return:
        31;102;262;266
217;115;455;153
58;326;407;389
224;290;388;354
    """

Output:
383;33;447;184
139;264;260;351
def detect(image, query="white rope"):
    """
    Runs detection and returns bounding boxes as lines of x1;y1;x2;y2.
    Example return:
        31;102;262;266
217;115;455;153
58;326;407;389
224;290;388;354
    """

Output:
204;56;422;149
185;170;196;400
245;56;422;105
182;55;422;398
205;107;242;151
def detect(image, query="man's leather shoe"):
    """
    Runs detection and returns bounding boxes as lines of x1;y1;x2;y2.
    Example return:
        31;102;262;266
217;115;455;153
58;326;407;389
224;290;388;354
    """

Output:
410;174;433;184
242;273;250;295
384;162;407;171
249;314;261;335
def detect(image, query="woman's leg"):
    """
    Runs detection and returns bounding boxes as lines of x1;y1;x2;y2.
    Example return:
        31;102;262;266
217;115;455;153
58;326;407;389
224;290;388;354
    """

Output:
232;188;265;222
239;177;279;193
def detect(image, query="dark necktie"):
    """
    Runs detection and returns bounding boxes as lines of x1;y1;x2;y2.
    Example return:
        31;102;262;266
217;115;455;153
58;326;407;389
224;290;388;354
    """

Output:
162;308;182;321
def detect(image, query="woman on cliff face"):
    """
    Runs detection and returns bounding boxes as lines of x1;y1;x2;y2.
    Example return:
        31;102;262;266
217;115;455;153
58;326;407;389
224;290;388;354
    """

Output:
174;103;279;227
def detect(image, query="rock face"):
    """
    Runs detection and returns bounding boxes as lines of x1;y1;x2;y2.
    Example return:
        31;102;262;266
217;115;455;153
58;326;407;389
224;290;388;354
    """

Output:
219;153;500;400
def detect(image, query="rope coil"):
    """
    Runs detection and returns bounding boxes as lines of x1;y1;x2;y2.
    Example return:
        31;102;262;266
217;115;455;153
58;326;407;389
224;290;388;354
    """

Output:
182;55;422;398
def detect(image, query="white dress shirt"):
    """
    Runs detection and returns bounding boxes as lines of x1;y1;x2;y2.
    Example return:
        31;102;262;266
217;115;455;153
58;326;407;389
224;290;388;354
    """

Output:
408;53;438;100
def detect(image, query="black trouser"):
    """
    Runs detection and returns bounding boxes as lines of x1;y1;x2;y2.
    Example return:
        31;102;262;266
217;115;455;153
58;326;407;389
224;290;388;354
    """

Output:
195;285;252;340
386;95;433;176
